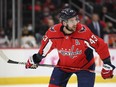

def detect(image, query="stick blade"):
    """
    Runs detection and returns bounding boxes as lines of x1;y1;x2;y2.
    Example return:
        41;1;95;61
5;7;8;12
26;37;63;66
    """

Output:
8;60;19;64
8;60;26;65
0;50;9;62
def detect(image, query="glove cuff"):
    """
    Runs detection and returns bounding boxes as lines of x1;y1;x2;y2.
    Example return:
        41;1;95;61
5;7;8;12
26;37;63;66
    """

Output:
33;53;45;63
103;56;111;64
103;64;113;70
103;57;115;70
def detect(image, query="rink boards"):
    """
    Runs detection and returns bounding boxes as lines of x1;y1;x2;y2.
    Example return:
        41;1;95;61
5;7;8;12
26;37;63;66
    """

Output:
0;49;116;85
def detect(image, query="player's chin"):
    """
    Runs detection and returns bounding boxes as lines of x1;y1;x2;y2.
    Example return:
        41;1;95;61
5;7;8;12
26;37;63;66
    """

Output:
72;27;76;31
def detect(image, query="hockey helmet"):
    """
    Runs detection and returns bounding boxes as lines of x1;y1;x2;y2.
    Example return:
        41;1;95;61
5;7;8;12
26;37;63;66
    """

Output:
59;8;77;21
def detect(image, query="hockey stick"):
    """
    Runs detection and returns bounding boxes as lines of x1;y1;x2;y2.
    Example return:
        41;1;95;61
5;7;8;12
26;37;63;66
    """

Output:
0;50;54;66
0;50;98;73
0;50;25;64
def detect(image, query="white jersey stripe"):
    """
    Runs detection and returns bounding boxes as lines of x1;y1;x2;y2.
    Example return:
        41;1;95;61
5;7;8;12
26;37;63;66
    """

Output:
42;39;53;56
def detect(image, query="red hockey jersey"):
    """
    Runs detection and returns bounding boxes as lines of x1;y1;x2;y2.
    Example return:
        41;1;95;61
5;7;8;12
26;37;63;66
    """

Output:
38;23;110;72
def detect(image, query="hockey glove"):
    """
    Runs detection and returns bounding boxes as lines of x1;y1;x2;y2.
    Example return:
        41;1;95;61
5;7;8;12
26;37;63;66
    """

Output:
25;54;43;69
101;64;115;79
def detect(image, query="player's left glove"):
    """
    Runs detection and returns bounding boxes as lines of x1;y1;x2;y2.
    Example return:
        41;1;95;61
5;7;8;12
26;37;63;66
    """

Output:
25;53;44;69
25;56;39;69
101;64;115;79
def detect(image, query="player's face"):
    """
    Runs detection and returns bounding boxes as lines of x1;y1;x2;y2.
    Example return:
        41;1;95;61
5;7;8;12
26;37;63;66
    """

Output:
66;16;79;31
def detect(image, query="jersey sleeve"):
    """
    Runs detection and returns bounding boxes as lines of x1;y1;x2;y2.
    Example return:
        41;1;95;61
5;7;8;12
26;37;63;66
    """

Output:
38;30;56;57
85;26;110;60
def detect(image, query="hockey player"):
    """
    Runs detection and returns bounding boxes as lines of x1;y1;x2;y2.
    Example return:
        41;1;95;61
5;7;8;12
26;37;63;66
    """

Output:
25;8;115;87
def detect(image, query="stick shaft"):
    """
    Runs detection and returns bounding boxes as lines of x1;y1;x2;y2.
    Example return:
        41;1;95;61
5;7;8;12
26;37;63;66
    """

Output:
7;59;97;73
0;50;98;73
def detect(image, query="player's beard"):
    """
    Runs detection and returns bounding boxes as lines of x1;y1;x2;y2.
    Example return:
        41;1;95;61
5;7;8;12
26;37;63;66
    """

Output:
66;25;76;33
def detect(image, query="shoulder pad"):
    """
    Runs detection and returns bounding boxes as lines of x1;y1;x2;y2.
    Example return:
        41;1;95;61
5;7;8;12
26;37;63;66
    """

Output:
72;23;92;39
46;23;63;38
77;23;93;34
49;23;62;32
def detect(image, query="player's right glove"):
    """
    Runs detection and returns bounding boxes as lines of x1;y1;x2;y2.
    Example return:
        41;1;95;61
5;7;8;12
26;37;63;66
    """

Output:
101;58;115;79
101;64;115;79
25;53;43;69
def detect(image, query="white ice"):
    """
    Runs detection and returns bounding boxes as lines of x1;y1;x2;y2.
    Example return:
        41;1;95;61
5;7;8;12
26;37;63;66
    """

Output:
0;83;116;87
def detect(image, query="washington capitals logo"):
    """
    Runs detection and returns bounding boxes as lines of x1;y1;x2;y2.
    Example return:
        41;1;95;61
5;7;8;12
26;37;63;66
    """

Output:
49;25;56;32
78;26;86;33
59;45;82;58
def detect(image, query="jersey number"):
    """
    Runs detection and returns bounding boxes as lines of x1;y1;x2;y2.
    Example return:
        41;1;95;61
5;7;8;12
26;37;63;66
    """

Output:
89;35;97;44
43;35;48;41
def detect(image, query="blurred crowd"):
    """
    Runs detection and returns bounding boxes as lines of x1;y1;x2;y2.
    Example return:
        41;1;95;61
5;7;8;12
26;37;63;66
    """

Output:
0;0;116;48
